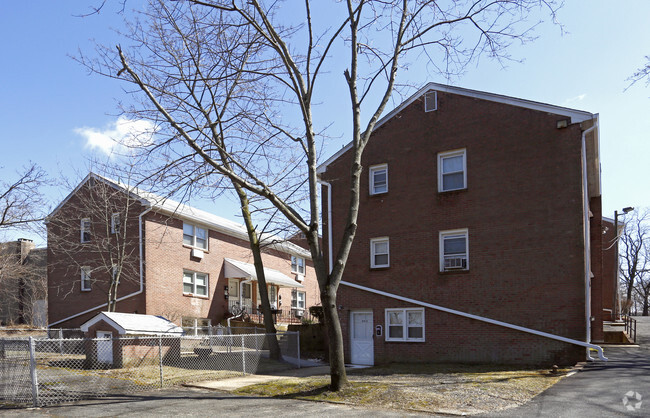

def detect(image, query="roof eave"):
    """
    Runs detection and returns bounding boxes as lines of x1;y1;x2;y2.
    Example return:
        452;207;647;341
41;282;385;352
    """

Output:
317;82;596;174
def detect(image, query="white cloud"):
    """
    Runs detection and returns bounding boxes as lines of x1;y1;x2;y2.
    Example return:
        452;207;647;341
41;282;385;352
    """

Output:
564;94;587;105
75;117;156;156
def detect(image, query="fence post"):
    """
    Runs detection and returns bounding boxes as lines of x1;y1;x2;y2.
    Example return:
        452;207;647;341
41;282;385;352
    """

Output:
158;336;163;388
241;335;246;375
58;328;64;355
297;331;301;369
28;337;39;407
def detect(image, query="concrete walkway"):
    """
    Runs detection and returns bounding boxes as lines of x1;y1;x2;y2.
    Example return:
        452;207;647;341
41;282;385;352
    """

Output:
184;364;332;391
487;316;650;417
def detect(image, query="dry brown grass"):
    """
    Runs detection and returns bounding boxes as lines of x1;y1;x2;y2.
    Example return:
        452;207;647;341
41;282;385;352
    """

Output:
235;363;571;415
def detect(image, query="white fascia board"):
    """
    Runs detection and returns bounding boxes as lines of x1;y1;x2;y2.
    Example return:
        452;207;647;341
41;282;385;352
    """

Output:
55;173;310;260
317;83;596;174
79;312;126;334
47;173;150;221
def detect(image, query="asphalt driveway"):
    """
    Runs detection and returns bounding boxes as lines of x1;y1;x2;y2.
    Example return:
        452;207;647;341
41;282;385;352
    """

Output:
487;316;650;417
0;388;425;417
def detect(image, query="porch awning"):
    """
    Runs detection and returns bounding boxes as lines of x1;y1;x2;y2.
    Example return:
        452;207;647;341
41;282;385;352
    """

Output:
223;258;304;288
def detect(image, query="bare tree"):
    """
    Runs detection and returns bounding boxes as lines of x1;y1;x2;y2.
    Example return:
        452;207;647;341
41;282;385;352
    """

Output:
86;0;561;389
0;240;47;326
48;174;142;313
0;164;49;230
619;209;650;315
628;56;650;88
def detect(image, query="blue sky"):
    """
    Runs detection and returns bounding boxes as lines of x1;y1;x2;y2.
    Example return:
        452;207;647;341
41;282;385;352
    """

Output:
1;1;649;247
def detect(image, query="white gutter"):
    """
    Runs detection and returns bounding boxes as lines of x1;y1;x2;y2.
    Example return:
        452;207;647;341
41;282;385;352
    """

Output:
317;180;334;273
581;121;598;360
49;205;153;327
341;280;607;361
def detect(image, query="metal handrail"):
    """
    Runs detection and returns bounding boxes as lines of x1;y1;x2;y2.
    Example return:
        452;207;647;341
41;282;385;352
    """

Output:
624;315;637;343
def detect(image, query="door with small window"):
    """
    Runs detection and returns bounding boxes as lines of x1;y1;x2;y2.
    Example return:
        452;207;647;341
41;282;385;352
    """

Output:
350;311;374;365
96;331;113;365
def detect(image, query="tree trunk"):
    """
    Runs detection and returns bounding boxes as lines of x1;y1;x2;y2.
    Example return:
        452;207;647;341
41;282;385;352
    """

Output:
233;184;282;361
250;240;283;361
643;296;649;316
627;280;634;302
321;284;347;390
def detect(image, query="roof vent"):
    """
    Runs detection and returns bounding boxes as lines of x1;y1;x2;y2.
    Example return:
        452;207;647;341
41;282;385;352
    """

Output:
424;91;438;112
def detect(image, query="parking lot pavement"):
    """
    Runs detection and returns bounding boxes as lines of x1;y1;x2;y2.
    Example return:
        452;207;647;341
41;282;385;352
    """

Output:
0;387;427;417
486;316;650;418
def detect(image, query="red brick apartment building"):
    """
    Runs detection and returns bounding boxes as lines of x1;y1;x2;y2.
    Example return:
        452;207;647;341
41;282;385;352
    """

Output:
318;83;615;366
47;174;319;329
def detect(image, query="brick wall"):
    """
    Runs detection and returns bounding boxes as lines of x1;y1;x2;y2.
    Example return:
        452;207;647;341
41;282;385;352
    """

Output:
143;212;319;325
601;218;618;320
590;196;604;342
47;181;146;328
322;90;594;365
47;178;319;329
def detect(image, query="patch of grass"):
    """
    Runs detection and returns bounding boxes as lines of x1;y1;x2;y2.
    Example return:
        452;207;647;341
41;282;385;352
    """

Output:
235;363;572;415
235;377;391;405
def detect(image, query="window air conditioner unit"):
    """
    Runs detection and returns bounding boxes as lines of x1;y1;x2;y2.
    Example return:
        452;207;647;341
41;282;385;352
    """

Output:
295;274;304;282
294;309;304;318
191;248;204;259
444;257;465;270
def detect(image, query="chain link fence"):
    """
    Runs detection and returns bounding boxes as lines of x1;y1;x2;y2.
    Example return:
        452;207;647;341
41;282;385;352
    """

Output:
1;331;300;408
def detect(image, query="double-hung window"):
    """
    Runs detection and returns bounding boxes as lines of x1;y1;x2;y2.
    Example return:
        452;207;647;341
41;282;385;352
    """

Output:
370;237;390;268
81;266;92;291
183;222;208;250
438;149;466;192
385;308;425;341
369;164;388;195
291;255;305;275
183;271;208;297
291;290;306;310
440;229;469;271
81;218;91;243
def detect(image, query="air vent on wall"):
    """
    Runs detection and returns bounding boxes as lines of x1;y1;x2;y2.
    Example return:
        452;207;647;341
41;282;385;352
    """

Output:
424;90;438;112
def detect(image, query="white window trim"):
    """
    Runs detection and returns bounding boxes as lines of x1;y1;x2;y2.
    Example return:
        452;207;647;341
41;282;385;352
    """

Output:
291;255;306;275
424;90;438;112
385;308;425;342
369;164;388;195
81;218;91;243
111;213;120;234
370;237;390;268
81;266;91;292
439;228;469;272
183;270;209;297
292;290;306;309
438;149;467;192
183;222;209;250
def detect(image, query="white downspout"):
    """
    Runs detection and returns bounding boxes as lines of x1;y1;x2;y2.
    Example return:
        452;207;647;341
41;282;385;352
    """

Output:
317;180;333;273
341;280;607;361
49;205;153;327
581;121;598;361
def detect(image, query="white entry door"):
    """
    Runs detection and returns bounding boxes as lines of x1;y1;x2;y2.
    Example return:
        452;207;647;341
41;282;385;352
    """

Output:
350;311;374;365
97;331;113;364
